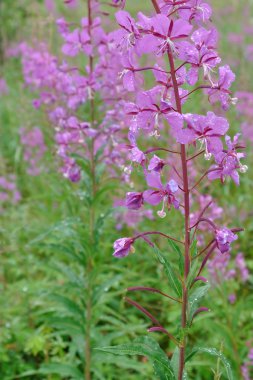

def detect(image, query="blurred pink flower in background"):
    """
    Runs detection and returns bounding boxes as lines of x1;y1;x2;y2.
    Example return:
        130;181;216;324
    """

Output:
19;127;47;176
0;78;8;95
64;0;78;8
44;0;56;13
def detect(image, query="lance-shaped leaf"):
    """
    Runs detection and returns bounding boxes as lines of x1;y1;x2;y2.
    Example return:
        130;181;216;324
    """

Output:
168;239;184;275
186;259;199;289
48;293;84;321
153;245;182;297
38;363;83;380
188;284;210;324
171;348;188;380
186;347;234;380
96;336;176;380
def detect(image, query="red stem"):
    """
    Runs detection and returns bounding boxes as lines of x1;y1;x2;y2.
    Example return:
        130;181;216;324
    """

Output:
144;147;180;155
134;231;184;245
180;85;213;100
127;286;182;303
166;37;190;380
150;1;190;377
125;297;161;325
85;2;95;380
148;326;179;345
190;169;215;191
187;149;205;162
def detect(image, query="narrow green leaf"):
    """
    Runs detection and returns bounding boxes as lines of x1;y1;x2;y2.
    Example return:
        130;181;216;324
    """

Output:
171;347;188;380
53;262;85;289
188;284;210;324
168;240;184;275
96;336;176;380
92;184;117;205
186;347;234;380
39;363;83;380
186;260;199;289
48;293;84;321
190;239;198;258
171;347;179;378
92;275;121;305
46;316;85;335
153;245;182;297
71;154;91;174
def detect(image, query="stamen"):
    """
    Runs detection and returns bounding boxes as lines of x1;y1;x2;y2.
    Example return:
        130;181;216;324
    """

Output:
203;64;215;87
119;69;129;78
200;138;212;160
196;5;205;21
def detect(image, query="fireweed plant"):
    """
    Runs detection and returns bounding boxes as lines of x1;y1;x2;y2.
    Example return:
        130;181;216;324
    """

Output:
16;1;151;378
98;0;247;379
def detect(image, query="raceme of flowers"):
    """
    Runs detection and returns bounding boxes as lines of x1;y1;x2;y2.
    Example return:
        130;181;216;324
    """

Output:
0;175;21;213
19;126;47;176
18;3;132;184
112;0;246;258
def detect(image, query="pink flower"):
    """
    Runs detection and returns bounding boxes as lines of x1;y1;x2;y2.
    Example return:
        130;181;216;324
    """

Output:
208;65;236;110
208;134;247;185
62;29;92;57
215;228;238;253
137;14;192;56
126;192;144;210
113;237;135;258
143;172;179;217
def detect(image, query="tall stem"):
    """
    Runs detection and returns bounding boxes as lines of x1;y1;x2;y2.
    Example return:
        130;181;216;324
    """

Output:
85;1;95;379
168;47;190;380
150;2;190;379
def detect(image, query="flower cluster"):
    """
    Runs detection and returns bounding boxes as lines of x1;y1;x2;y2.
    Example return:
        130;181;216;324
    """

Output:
19;127;47;176
242;347;253;380
208;251;249;291
112;0;245;258
0;175;21;213
236;92;253;144
0;77;8;95
18;2;132;184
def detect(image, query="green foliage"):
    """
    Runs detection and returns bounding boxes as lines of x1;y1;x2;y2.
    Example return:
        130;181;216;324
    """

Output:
153;244;182;297
0;1;252;379
97;336;176;380
186;347;233;380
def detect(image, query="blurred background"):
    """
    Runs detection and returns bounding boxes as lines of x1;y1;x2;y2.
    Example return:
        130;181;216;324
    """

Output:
0;1;252;379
